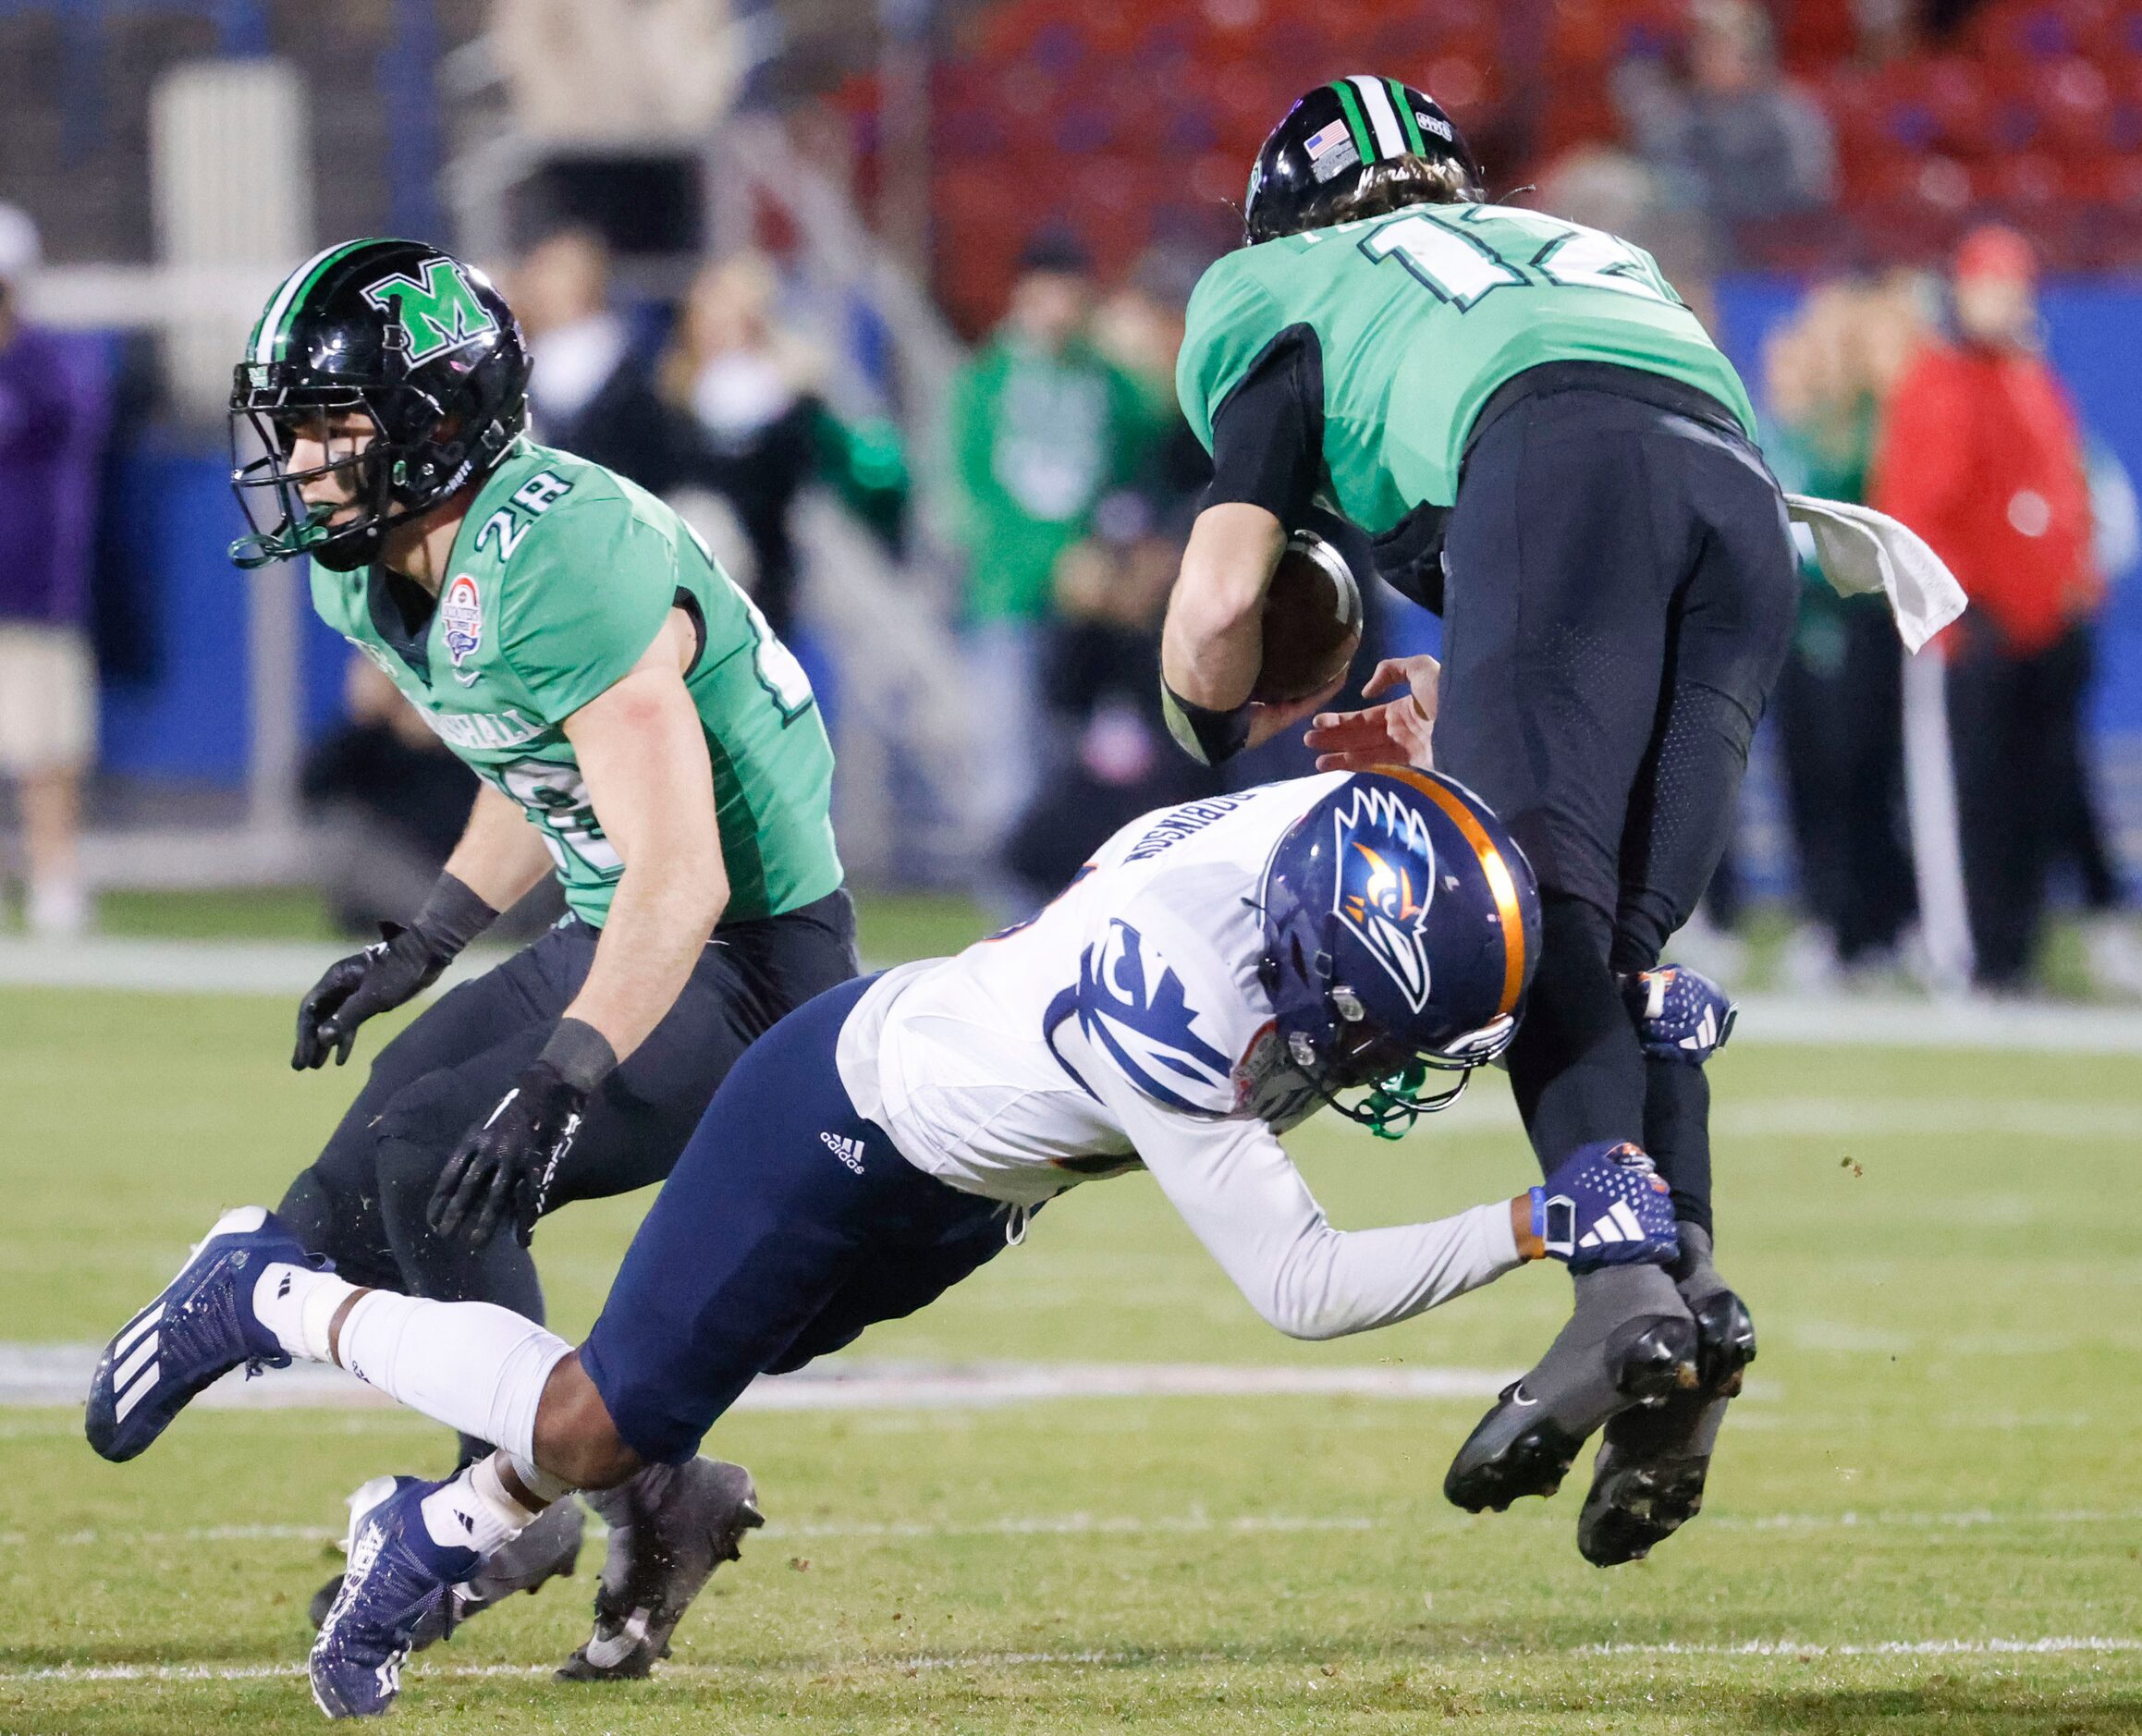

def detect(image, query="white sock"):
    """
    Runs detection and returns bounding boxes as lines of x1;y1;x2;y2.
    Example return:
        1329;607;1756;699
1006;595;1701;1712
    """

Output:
508;1453;573;1505
418;1455;539;1554
333;1289;571;1463
251;1263;357;1363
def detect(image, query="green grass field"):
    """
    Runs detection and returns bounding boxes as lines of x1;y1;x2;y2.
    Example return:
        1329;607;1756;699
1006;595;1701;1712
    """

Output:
1;915;2138;1732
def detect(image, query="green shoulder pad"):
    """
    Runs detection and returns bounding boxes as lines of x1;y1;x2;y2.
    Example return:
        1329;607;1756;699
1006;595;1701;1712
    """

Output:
490;483;679;727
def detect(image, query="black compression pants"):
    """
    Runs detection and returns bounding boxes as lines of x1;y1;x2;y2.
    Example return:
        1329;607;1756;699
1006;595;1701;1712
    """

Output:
277;889;860;1326
1433;373;1798;1233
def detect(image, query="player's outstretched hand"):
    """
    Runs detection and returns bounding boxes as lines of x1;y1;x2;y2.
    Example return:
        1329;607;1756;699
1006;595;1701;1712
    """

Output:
1527;1141;1679;1274
428;1062;589;1248
1622;964;1737;1064
293;924;456;1070
1243;670;1351;752
1302;654;1439;772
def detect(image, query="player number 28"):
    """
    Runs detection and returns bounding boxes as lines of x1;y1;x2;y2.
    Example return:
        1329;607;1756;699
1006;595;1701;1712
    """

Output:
491;760;623;875
1358;209;1677;312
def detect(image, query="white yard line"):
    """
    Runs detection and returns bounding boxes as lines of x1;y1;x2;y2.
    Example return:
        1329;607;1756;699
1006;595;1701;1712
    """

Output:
0;935;508;998
0;1348;1521;1412
6;1503;2130;1553
1575;1636;2142;1657
9;935;2142;1054
7;1635;2139;1684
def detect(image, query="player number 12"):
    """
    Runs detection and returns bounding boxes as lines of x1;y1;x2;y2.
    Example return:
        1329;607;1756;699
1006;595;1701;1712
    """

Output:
1359;209;1677;312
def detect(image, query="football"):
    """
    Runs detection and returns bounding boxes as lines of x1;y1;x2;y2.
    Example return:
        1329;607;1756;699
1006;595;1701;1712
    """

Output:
1250;530;1365;705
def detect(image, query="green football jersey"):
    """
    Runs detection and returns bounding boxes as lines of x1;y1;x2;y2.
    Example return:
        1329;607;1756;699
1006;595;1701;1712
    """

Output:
312;439;842;927
1177;202;1758;532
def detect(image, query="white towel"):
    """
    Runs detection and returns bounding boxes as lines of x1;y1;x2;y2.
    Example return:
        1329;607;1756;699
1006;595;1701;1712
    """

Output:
1784;494;1969;654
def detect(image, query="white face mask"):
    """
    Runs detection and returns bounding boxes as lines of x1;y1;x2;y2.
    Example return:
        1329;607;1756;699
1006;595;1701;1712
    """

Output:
692;351;796;444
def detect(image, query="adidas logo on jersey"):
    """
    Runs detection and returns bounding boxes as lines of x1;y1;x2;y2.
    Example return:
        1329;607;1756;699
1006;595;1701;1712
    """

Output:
1576;1200;1653;1250
819;1131;865;1175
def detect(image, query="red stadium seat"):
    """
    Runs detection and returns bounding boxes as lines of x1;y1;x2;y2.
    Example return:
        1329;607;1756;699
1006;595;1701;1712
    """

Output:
2039;55;2116;154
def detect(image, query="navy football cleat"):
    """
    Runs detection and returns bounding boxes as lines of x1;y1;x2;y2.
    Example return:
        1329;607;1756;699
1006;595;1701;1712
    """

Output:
311;1476;481;1718
85;1205;314;1462
310;1484;585;1651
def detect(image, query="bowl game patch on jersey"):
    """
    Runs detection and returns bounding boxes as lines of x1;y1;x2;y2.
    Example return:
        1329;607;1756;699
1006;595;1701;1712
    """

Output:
442;574;483;676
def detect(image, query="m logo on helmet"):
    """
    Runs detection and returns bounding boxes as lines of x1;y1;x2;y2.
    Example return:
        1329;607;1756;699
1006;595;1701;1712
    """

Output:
1332;784;1437;1012
361;257;497;365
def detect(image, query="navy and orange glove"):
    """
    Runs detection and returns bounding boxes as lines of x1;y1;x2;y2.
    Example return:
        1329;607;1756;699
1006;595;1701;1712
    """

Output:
1530;1142;1680;1274
1622;964;1737;1064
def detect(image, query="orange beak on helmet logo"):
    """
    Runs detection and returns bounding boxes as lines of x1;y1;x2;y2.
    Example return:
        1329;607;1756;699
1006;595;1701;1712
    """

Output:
1347;843;1425;923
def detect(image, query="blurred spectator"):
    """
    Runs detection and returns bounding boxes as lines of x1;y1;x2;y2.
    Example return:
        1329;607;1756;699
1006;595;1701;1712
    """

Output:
492;0;741;144
1089;248;1215;540
660;252;910;642
1536;144;1719;329
1002;252;1220;904
0;204;95;937
1615;0;1836;263
1872;225;2111;993
1764;281;1919;984
303;660;565;942
302;658;480;937
945;234;1150;875
514;226;672;487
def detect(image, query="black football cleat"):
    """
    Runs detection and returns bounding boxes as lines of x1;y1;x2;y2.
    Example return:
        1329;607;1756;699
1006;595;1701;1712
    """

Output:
1445;1265;1699;1513
312;1480;585;1648
557;1458;764;1681
1576;1286;1756;1567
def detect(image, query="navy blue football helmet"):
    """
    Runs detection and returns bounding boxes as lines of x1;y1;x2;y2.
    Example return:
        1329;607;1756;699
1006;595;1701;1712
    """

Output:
1256;770;1539;1135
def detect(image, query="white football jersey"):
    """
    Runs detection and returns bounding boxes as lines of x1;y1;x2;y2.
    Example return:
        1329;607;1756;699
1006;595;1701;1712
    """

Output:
835;775;1524;1340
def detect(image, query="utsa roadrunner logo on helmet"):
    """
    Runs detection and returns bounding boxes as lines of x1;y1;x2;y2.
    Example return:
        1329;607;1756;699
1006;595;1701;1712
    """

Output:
361;257;498;365
1331;783;1438;1012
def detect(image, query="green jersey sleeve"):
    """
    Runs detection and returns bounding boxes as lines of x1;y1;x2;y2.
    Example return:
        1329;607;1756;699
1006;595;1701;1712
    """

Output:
1177;256;1289;456
496;494;677;726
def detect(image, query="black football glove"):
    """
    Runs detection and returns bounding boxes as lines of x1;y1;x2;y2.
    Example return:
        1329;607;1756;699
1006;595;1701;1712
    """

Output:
427;1061;590;1249
292;874;496;1070
292;923;457;1070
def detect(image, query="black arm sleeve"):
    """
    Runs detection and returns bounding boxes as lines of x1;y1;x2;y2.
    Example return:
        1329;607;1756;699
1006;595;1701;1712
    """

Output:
1204;324;1324;529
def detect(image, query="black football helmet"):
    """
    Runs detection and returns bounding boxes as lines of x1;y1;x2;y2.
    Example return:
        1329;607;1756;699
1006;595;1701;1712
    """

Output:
229;238;531;571
1244;77;1482;246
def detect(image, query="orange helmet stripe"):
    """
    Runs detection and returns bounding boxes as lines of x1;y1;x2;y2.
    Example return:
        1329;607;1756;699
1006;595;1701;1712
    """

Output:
1370;767;1528;1017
